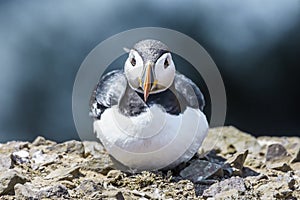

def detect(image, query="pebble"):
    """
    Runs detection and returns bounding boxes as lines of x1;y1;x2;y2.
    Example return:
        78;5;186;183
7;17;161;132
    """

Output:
11;150;30;164
31;150;57;170
291;147;300;163
0;154;12;170
32;136;56;146
203;176;246;198
179;160;223;182
45;166;81;180
0;169;29;195
53;140;84;155
15;182;70;199
265;143;294;172
76;179;102;195
266;143;289;161
82;141;104;158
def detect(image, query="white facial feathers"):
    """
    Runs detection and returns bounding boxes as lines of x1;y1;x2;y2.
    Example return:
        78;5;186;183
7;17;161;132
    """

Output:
154;53;175;91
124;50;144;89
124;50;176;94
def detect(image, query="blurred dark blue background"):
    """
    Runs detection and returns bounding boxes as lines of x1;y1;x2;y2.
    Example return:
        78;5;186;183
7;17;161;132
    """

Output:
0;1;299;142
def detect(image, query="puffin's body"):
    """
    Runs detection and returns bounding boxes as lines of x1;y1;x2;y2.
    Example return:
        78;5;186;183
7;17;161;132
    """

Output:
90;40;208;171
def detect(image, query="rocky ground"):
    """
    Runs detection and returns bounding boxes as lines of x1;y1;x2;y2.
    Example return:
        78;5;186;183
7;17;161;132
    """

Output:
0;126;299;200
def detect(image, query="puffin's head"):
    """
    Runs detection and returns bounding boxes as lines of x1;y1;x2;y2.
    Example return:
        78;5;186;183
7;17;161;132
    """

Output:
124;39;176;102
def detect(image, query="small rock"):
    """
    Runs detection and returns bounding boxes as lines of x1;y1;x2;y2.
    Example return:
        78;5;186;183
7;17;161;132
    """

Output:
82;141;104;158
0;154;12;169
17;142;30;149
277;172;296;190
228;150;248;170
98;190;125;199
0;169;29;195
0;141;29;155
224;150;249;176
131;189;152;198
254;171;297;199
76;180;102;195
179;160;223;182
32;136;56;146
214;189;239;199
107;170;123;179
267;162;292;172
256;181;293;199
201;126;261;155
11;150;30;164
59;180;76;189
52;140;84;155
244;154;264;169
203;150;226;165
31;150;57;170
15;183;70;199
203;177;246;198
266;143;289;161
14;183;38;199
266;143;293;172
45;166;81;180
245;174;268;187
291;162;300;171
38;184;70;199
82;156;114;175
291;147;300;163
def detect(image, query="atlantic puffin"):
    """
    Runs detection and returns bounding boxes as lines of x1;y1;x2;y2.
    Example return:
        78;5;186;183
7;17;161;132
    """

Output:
90;39;209;172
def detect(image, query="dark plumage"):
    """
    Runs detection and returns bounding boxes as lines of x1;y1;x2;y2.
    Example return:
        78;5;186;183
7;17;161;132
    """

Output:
133;39;169;63
90;70;205;119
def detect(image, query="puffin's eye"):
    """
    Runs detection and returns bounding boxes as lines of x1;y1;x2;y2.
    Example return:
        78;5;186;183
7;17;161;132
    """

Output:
130;57;136;66
164;58;169;69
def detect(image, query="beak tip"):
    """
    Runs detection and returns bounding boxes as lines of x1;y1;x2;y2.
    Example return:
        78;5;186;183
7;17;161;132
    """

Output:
144;93;148;102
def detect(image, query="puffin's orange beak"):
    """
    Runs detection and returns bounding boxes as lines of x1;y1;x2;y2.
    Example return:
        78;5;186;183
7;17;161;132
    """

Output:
143;62;152;102
141;61;158;102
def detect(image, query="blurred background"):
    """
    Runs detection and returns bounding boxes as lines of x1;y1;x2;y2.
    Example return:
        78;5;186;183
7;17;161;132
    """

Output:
0;0;299;142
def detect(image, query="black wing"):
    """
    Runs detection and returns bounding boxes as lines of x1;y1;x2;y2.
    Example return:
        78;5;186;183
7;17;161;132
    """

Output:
173;72;205;111
89;70;127;119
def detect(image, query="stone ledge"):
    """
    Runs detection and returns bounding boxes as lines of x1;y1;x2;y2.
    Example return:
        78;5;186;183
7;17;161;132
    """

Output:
0;126;299;199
